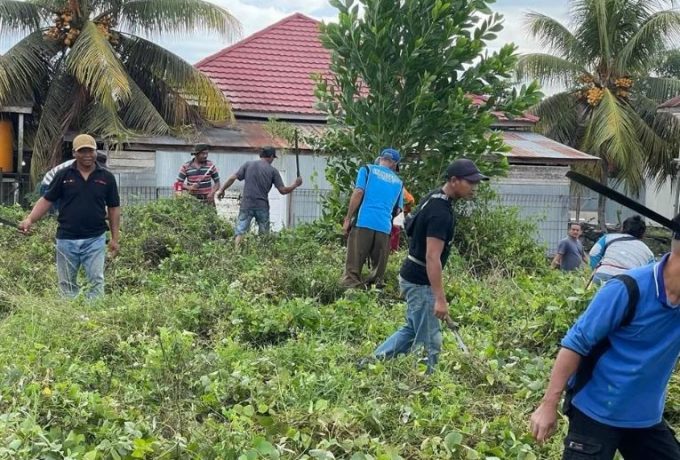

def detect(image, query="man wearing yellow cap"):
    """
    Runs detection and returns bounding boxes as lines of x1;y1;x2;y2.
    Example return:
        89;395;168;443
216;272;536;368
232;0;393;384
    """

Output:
19;134;120;298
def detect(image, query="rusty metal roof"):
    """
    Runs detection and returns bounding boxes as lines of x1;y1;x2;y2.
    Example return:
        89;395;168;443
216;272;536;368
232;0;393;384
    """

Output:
502;131;598;164
123;121;598;164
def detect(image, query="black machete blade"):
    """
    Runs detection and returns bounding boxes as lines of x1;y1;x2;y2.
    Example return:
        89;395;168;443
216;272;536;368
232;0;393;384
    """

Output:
566;171;680;234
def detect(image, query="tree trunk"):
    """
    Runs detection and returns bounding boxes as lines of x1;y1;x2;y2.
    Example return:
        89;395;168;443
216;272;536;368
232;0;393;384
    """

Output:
597;162;608;231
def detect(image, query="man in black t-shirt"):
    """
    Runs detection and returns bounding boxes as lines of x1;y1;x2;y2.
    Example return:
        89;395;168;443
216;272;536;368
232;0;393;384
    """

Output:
373;159;488;373
19;134;120;298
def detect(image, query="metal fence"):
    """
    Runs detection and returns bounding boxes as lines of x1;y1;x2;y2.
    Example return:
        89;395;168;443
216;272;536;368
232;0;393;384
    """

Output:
496;193;571;253
0;173;30;206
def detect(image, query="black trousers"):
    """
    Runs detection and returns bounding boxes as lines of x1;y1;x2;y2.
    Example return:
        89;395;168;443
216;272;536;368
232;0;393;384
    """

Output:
563;407;680;460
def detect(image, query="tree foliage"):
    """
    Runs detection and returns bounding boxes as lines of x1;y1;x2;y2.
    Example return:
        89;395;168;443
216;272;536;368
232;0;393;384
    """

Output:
517;0;680;227
315;0;542;217
0;0;240;182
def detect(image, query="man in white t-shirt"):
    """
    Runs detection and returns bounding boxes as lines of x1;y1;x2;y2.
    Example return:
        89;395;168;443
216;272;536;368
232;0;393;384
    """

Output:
589;215;655;285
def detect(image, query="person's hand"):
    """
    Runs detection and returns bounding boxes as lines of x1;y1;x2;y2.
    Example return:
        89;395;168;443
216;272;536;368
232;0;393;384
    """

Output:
18;217;32;234
434;297;449;320
108;239;120;258
188;183;198;192
294;177;303;187
217;190;225;200
530;401;559;443
342;218;352;237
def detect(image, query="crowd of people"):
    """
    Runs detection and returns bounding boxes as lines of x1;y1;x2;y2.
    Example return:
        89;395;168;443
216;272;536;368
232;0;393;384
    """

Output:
16;132;680;459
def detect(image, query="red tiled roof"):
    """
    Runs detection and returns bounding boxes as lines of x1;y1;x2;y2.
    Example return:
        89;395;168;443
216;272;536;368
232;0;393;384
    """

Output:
196;13;539;124
196;13;331;116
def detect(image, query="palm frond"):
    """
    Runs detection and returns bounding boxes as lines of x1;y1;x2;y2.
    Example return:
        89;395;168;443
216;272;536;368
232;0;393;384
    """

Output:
118;0;240;39
633;94;680;185
524;11;587;63
66;20;131;110
77;100;130;140
638;77;680;103
530;91;583;146
0;31;60;106
593;0;611;64
582;88;644;192
117;33;232;123
119;76;170;134
31;70;88;181
616;10;680;74
0;0;49;40
516;53;586;86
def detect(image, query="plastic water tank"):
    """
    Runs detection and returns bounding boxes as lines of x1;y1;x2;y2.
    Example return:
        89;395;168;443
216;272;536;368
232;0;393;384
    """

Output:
0;119;14;173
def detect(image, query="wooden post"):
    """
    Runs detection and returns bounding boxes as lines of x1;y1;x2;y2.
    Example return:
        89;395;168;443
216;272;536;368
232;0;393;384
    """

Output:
15;113;24;204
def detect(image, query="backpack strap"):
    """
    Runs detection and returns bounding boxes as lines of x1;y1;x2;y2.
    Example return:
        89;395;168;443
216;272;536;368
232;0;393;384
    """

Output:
563;274;640;414
614;274;639;327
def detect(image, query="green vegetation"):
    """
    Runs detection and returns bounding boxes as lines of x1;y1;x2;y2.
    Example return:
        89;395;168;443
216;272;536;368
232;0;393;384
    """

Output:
0;198;677;459
315;0;542;217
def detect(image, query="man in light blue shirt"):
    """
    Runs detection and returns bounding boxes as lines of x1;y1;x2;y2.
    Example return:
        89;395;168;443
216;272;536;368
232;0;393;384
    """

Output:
530;215;680;459
341;148;403;289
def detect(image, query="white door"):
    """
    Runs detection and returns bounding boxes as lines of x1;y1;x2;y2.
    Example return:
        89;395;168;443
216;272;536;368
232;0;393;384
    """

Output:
268;170;288;231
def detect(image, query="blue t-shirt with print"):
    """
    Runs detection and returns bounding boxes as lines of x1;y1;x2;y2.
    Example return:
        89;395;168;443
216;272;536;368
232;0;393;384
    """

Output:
561;254;680;428
355;165;403;234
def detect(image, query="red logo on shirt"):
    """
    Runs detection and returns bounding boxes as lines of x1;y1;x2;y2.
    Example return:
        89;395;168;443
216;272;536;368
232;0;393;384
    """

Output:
94;179;108;185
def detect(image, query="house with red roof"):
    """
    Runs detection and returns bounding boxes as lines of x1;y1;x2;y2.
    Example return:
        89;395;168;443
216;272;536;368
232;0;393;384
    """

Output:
108;12;599;248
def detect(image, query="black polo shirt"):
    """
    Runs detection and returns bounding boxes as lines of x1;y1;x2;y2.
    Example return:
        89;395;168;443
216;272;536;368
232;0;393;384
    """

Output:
400;192;455;285
44;163;120;239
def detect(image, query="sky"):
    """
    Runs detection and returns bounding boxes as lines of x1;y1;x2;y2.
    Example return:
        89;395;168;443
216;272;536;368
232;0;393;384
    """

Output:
0;0;570;63
157;0;571;64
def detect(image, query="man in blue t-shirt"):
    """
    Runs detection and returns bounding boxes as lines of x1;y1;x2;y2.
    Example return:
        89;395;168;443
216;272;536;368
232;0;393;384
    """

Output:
341;148;404;289
530;216;680;459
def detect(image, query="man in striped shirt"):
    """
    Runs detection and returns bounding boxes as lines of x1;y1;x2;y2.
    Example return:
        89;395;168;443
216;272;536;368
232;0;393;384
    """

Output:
176;143;220;204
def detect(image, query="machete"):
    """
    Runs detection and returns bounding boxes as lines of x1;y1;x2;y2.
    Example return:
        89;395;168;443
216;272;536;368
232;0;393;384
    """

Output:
444;317;469;354
294;128;300;178
566;171;680;234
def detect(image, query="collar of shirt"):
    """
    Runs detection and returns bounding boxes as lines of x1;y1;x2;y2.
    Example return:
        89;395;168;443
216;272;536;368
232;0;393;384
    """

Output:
654;253;679;308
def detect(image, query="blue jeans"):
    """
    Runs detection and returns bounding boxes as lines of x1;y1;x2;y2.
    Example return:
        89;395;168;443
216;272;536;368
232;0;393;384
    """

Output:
235;208;270;236
56;234;106;298
374;276;442;373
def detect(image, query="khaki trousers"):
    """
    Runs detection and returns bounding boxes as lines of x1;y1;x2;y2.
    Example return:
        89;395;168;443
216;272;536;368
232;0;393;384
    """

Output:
341;226;391;288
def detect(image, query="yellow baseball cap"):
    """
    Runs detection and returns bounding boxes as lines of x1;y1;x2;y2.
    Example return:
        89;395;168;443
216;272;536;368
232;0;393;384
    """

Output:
73;134;97;152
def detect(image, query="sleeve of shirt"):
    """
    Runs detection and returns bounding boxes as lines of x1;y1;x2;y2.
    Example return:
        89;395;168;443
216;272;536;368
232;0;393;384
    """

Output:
273;170;284;189
235;163;247;181
561;279;632;356
211;166;220;184
177;164;187;183
106;173;121;207
557;239;567;255
44;169;66;202
398;185;404;210
355;166;368;189
424;210;451;242
589;236;607;269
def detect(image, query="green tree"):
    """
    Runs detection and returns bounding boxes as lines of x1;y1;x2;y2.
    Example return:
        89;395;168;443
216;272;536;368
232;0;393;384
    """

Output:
655;49;680;79
517;0;680;228
315;0;542;217
0;0;240;182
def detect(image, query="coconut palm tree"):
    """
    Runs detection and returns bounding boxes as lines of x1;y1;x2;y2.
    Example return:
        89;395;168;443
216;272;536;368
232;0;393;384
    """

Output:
0;0;240;181
516;0;680;227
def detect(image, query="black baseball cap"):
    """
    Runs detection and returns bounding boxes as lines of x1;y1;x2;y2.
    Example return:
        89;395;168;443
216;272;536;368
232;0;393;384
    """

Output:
193;143;209;154
260;146;278;158
446;159;489;182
